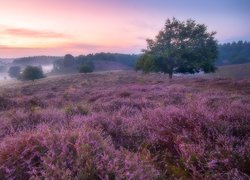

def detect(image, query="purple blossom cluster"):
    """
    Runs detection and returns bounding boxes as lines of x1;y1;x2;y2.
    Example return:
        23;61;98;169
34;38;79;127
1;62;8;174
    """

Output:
0;72;249;179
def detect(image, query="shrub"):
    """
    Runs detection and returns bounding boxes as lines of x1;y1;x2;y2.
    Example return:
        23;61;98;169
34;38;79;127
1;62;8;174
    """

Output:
8;66;21;79
79;64;94;73
21;66;45;81
0;96;16;111
64;104;89;116
0;65;6;72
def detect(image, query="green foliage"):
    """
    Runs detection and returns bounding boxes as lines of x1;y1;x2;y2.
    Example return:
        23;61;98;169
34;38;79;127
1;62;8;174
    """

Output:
216;41;250;65
79;64;94;73
79;65;92;73
53;53;138;73
8;66;21;79
136;54;159;73
136;17;218;78
63;54;75;67
53;54;76;72
21;66;45;81
88;53;138;67
76;55;95;73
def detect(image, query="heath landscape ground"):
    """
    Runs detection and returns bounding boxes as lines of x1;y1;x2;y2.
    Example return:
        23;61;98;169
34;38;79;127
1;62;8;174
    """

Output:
0;71;249;179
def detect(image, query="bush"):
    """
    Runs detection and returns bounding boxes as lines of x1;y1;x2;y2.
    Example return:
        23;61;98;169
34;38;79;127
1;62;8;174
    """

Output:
0;65;6;72
79;64;94;73
8;66;21;78
22;66;45;81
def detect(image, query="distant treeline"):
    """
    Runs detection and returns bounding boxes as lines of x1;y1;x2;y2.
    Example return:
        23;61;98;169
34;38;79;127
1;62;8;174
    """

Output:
12;53;139;67
216;41;250;65
7;41;250;70
13;56;60;65
53;53;139;73
53;54;94;73
82;53;139;67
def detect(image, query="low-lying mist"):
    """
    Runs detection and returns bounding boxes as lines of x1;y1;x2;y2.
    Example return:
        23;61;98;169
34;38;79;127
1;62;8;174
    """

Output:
0;64;54;83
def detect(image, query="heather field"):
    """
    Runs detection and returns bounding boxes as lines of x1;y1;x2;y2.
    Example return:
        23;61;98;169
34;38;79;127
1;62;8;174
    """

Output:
0;71;250;179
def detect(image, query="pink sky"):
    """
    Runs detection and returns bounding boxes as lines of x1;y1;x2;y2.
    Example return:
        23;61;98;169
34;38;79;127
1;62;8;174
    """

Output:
0;0;249;58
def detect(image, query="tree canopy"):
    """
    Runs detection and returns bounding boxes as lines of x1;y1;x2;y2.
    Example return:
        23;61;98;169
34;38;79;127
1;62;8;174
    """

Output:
63;54;75;67
79;64;94;73
136;17;218;78
8;66;21;79
13;56;59;65
22;66;45;81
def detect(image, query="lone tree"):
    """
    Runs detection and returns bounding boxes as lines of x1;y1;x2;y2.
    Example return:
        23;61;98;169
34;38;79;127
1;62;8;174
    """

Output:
22;66;45;81
136;18;218;78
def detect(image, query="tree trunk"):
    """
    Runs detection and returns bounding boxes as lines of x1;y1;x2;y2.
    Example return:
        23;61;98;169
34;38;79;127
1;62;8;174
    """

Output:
168;68;173;79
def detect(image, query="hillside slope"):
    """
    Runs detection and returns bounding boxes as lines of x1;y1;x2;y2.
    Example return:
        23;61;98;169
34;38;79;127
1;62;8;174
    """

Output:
0;72;249;179
206;63;250;79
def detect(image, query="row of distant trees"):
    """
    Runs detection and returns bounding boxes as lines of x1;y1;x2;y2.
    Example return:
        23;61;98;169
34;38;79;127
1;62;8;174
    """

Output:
87;53;138;67
7;54;96;81
53;54;95;73
7;53;138;81
53;53;138;73
13;56;60;65
8;61;94;81
216;41;250;65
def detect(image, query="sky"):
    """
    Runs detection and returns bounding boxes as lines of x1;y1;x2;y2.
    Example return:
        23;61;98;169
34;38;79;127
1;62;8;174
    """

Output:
0;0;249;58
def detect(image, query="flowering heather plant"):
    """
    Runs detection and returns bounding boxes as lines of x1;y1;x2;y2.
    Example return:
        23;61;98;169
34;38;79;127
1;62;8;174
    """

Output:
0;72;249;179
0;125;158;179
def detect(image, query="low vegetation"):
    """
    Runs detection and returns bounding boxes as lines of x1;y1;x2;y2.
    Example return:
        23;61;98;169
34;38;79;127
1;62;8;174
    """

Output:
0;72;249;179
79;64;94;73
207;63;250;79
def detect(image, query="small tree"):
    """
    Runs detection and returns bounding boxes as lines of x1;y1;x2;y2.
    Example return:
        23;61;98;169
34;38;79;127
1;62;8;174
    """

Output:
79;64;94;73
63;54;75;68
52;54;76;73
0;65;6;72
136;17;218;78
8;66;21;79
22;66;45;81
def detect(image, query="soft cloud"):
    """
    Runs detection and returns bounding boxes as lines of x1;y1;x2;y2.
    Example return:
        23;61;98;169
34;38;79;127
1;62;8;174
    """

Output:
64;42;102;50
0;45;41;50
0;0;249;57
2;27;70;39
0;42;107;58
